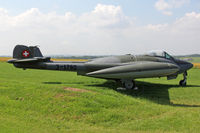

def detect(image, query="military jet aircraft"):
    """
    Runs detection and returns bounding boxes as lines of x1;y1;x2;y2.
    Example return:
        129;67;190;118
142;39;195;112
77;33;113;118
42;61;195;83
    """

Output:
8;45;193;89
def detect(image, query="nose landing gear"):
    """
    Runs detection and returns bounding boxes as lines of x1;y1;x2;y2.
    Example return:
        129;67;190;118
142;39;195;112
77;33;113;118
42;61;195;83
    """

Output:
179;71;187;86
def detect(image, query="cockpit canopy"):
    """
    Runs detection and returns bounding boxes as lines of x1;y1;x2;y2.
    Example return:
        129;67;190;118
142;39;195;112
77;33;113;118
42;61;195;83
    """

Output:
146;50;173;59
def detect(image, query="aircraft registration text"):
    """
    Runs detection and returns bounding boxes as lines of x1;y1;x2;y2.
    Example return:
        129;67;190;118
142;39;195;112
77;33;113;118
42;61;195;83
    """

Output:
56;64;77;71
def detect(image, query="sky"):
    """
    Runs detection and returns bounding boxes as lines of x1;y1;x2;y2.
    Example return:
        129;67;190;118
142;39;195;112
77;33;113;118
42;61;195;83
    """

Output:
0;0;200;56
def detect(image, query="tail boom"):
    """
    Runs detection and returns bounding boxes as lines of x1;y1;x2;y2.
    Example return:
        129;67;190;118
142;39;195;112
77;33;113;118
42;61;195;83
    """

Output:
8;45;85;73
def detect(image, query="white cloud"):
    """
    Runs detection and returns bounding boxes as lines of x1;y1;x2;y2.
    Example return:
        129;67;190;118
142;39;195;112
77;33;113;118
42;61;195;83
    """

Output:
172;12;200;33
0;4;199;56
171;0;190;8
79;4;131;28
155;0;190;16
143;12;200;54
163;11;173;16
145;12;200;34
146;23;168;31
155;0;171;11
0;8;8;15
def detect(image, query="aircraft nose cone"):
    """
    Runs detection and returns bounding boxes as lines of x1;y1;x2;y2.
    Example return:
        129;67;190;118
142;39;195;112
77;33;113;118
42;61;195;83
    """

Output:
183;62;193;70
178;60;193;73
188;62;193;70
183;61;193;70
174;59;193;73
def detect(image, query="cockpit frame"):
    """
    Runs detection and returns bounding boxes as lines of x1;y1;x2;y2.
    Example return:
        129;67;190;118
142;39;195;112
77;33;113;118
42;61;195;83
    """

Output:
146;50;174;60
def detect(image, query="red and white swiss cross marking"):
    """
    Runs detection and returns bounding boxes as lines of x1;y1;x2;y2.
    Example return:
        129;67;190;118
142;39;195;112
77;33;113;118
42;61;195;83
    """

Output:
22;50;30;57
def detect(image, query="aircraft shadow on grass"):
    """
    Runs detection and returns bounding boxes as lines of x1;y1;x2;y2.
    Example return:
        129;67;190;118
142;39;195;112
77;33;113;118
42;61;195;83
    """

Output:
86;80;200;108
43;80;200;107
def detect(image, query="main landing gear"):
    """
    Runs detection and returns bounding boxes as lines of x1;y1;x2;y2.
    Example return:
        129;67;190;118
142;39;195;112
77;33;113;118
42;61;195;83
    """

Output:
121;79;138;90
179;71;187;86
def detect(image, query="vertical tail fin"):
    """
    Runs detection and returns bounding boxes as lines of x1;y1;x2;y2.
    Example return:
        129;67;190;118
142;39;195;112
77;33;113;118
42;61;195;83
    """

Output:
29;46;43;57
13;45;43;59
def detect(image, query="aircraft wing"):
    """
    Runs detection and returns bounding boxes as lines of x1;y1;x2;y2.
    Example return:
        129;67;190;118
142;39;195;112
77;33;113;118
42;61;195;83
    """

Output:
86;61;179;79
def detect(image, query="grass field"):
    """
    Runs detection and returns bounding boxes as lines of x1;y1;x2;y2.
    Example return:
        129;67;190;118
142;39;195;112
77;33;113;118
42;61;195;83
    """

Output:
189;57;200;63
179;57;200;63
0;62;200;133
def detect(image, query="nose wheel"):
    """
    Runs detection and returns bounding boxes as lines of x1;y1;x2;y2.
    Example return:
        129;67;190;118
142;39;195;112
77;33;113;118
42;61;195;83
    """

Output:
179;71;187;86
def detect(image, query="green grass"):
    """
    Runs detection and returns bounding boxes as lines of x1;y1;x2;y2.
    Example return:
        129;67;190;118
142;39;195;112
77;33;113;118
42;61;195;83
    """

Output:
180;57;200;63
191;57;200;63
0;62;200;133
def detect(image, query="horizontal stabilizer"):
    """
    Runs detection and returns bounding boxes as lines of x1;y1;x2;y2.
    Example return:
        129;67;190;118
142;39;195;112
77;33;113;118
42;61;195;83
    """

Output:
8;57;51;63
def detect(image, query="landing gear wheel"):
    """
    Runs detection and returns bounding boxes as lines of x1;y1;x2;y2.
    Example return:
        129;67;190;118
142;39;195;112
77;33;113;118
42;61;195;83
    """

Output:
124;80;134;89
121;80;137;89
179;80;186;86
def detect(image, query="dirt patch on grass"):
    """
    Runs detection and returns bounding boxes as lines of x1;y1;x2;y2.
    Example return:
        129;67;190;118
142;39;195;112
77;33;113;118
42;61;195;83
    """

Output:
54;94;65;98
55;87;93;98
64;87;91;93
54;93;79;98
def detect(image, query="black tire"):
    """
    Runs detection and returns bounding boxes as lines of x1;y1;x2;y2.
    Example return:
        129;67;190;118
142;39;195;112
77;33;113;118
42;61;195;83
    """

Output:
179;80;186;86
124;80;135;89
